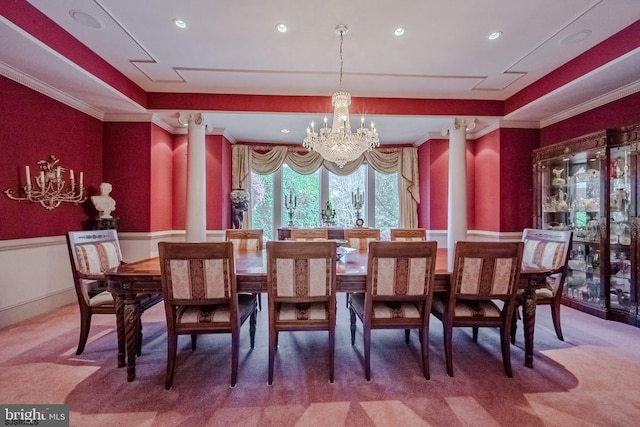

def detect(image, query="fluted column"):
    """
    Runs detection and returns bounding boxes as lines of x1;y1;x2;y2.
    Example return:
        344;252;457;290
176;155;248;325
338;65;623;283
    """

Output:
179;113;207;242
443;117;475;270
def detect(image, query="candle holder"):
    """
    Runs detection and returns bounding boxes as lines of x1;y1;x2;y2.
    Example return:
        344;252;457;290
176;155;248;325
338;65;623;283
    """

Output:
321;200;336;225
4;155;86;210
284;190;297;227
352;187;364;226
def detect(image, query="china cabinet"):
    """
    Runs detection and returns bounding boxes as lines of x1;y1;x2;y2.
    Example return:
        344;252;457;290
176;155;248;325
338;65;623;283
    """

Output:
533;127;639;326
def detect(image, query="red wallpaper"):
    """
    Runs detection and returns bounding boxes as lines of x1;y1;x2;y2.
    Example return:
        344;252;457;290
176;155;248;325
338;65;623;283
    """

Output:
150;125;174;231
172;135;188;230
205;135;232;229
103;122;152;231
474;132;501;231
498;128;539;231
0;76;103;239
417;139;450;230
541;92;640;146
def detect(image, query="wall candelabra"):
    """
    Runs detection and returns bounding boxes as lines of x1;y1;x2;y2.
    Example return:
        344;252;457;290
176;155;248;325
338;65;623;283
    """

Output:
4;155;86;210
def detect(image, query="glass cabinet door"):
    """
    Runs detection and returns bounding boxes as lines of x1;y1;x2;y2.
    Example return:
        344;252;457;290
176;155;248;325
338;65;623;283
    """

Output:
609;146;634;313
555;150;605;308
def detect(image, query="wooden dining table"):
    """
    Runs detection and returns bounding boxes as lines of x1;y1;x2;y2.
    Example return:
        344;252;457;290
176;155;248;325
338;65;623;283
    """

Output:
106;247;549;382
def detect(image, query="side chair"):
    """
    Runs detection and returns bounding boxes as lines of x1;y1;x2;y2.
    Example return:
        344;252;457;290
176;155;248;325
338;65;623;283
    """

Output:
512;228;572;342
290;228;329;241
349;241;437;380
343;228;381;307
432;241;524;377
66;230;162;356
226;229;264;309
266;240;337;385
158;241;258;389
390;228;427;241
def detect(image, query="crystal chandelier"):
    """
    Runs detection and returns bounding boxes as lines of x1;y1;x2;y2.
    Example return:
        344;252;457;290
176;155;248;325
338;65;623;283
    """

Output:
303;25;379;168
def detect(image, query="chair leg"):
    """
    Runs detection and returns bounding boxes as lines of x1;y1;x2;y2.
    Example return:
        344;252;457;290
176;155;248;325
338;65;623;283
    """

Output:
268;328;277;385
405;329;410;344
510;307;519;344
364;325;371;381
191;334;197;351
256;293;262;311
500;327;513;378
443;323;453;377
420;325;430;380
76;310;92;355
329;325;335;384
472;327;479;343
349;307;357;346
249;309;257;349
137;319;143;356
551;301;564;341
165;332;178;390
231;329;239;387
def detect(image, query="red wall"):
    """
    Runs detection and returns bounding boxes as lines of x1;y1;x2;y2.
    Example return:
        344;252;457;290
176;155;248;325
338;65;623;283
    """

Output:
0;76;103;239
498;128;539;231
541;92;640;146
150;124;174;231
417;138;475;230
474;131;501;231
171;134;232;230
103;122;152;232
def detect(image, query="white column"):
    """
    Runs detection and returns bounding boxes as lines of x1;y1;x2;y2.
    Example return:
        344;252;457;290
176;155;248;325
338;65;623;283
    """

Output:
443;118;475;270
180;113;207;242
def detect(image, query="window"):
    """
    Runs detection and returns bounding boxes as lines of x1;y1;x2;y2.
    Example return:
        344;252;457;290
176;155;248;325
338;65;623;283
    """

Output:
251;163;398;238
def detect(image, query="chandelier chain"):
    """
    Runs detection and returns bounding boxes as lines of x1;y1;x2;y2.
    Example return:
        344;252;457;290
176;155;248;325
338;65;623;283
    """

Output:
339;29;344;89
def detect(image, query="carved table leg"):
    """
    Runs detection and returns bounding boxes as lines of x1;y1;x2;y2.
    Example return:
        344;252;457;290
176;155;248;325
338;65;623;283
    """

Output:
521;288;537;368
114;293;126;368
123;293;141;382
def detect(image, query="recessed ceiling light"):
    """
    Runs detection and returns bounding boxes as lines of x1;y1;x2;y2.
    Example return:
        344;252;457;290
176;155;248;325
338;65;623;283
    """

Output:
558;30;592;46
488;31;502;40
394;27;405;37
280;129;290;134
69;9;103;29
173;18;187;29
276;23;288;33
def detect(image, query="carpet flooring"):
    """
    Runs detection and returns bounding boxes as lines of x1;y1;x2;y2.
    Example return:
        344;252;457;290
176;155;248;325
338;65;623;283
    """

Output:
1;294;640;426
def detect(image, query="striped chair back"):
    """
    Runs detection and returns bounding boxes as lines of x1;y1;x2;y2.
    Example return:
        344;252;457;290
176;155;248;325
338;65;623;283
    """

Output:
226;229;263;251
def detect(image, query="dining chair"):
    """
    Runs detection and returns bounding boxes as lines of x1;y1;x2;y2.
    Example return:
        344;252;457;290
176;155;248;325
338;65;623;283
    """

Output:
343;228;381;307
390;228;427;241
512;228;572;342
343;228;381;251
66;230;162;355
158;241;258;389
290;228;329;241
432;241;524;377
266;240;337;385
226;229;264;309
349;241;437;380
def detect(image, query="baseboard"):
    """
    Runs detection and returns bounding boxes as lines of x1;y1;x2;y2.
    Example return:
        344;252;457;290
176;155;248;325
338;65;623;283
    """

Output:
0;288;76;329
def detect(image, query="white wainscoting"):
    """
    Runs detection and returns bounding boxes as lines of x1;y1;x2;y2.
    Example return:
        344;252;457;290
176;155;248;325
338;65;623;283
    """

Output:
0;230;226;328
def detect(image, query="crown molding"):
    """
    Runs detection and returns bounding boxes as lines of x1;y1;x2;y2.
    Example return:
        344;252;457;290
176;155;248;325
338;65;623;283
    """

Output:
541;78;640;128
0;60;105;121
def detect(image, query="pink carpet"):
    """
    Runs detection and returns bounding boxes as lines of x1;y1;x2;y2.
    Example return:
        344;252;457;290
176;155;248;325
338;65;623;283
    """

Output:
1;294;640;426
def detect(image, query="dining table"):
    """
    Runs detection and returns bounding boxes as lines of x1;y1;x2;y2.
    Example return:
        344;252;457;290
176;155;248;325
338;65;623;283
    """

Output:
106;247;550;382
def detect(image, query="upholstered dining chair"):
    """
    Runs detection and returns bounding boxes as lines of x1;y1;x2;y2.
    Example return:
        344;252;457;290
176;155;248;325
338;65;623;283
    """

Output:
266;240;337;385
290;228;329;241
432;241;524;377
343;228;381;251
512;228;572;342
66;230;162;355
226;229;264;309
343;228;381;307
158;241;258;390
349;241;437;380
390;228;427;241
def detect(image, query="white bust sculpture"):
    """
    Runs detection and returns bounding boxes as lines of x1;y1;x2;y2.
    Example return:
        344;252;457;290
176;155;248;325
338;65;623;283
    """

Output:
91;182;116;219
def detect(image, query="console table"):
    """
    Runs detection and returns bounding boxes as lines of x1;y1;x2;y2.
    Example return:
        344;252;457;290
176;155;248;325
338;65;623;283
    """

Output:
277;227;345;240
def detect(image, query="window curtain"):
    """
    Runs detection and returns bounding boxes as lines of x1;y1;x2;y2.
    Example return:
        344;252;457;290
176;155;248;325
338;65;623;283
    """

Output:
231;145;420;228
